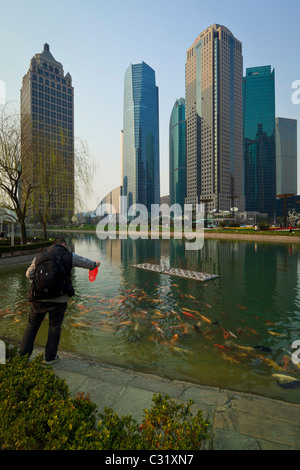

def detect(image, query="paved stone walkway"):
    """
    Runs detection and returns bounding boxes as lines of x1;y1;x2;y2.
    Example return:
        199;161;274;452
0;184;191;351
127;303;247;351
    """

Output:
43;350;300;450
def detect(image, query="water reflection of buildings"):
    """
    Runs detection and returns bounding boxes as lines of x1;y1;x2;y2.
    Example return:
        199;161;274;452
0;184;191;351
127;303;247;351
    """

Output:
99;237;300;325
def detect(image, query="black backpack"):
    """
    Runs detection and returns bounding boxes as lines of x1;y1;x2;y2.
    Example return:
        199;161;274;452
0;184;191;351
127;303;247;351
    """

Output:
31;253;68;300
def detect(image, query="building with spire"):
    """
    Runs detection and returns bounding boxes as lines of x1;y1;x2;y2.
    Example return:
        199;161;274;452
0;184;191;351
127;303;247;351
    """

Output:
21;43;74;222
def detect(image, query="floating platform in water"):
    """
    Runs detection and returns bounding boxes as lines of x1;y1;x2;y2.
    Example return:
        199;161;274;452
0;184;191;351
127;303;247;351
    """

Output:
131;263;219;282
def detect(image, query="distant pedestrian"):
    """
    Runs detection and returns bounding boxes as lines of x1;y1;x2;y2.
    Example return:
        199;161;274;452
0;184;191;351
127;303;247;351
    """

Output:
289;224;292;233
20;237;100;364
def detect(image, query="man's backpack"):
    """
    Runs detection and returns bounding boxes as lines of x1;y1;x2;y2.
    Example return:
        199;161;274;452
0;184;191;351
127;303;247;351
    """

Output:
31;254;68;300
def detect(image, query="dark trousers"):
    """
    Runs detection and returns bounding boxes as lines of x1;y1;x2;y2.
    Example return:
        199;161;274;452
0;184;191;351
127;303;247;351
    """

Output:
20;301;67;362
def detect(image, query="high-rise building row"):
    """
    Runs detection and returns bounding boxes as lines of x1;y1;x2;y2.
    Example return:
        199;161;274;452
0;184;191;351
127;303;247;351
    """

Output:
122;62;160;213
21;43;74;221
169;98;186;209
243;66;276;216
185;24;244;213
275;117;297;196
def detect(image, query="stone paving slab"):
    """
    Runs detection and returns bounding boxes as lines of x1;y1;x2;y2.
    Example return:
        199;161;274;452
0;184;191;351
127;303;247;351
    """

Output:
33;350;300;450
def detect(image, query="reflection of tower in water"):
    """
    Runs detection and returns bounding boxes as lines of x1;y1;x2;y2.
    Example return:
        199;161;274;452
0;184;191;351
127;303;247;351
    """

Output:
120;238;161;286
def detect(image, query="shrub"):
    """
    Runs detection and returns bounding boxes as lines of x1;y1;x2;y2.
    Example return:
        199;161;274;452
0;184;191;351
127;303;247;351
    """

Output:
0;240;52;254
258;220;270;231
0;352;210;450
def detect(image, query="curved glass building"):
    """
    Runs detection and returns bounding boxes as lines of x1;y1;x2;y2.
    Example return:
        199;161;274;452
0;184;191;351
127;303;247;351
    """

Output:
169;98;186;209
122;62;160;213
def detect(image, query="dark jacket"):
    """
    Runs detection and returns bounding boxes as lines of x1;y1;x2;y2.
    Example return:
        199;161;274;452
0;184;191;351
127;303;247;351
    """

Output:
28;244;74;301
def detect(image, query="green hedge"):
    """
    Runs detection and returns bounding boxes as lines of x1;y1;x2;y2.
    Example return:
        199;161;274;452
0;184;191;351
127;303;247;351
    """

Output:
0;351;210;450
0;241;52;254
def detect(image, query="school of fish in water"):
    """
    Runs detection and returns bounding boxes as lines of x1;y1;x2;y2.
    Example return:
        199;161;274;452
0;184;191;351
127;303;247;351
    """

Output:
1;278;300;390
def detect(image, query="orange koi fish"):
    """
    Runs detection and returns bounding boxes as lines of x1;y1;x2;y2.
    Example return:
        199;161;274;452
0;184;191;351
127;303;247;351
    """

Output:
245;327;260;335
198;313;212;324
183;311;198;319
214;344;234;351
281;355;290;370
171;334;179;345
268;331;286;337
238;305;247;310
221;328;230;340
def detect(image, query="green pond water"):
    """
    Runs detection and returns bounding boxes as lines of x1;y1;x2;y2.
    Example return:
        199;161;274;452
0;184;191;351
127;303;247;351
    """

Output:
1;233;300;404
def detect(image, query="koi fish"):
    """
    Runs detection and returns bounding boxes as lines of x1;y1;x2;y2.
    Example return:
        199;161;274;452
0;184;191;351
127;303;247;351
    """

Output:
238;305;247;310
171;346;191;354
171;334;179;345
245;327;260;335
198;313;212;324
193;324;202;335
182;311;198;319
261;357;282;370
206;303;212;308
272;373;297;383
221;328;230;340
254;345;272;353
154;310;164;317
281;355;290;370
214;344;234;351
232;343;255;352
268;331;286;337
228;330;238;339
277;380;300;389
155;326;164;336
265;320;275;325
71;322;92;328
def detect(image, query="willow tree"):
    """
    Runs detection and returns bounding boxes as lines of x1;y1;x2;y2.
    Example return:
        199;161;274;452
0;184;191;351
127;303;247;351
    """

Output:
0;104;34;244
29;129;95;240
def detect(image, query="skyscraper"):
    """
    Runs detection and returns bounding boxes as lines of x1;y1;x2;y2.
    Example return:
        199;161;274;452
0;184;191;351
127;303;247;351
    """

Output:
169;98;186;209
122;62;160;213
275;117;297;195
21;43;74;221
185;24;244;212
243;66;276;216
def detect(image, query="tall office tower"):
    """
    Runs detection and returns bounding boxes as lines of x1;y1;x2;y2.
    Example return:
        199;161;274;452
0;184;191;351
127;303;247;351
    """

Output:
122;62;160;213
169;98;186;209
243;66;276;216
275;117;297;195
21;43;74;221
185;24;244;212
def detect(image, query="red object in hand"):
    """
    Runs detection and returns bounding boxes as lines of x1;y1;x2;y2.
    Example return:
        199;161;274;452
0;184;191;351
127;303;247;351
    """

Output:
89;265;99;282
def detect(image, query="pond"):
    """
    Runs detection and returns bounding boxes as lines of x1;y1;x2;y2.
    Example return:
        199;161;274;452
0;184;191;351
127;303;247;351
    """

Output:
1;233;300;404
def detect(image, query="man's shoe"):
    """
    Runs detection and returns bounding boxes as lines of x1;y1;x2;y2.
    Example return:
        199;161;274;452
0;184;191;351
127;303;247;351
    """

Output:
43;355;59;365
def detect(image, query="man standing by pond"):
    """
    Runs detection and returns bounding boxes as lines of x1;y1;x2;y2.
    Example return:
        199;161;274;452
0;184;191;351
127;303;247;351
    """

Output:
20;237;100;364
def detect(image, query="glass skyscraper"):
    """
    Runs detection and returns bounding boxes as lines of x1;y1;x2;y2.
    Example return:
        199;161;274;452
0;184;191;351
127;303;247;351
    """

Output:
169;98;186;209
275;117;297;195
122;62;160;213
243;66;276;216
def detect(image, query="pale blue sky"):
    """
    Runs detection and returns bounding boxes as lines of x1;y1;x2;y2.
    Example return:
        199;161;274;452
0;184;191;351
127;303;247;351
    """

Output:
1;0;299;210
